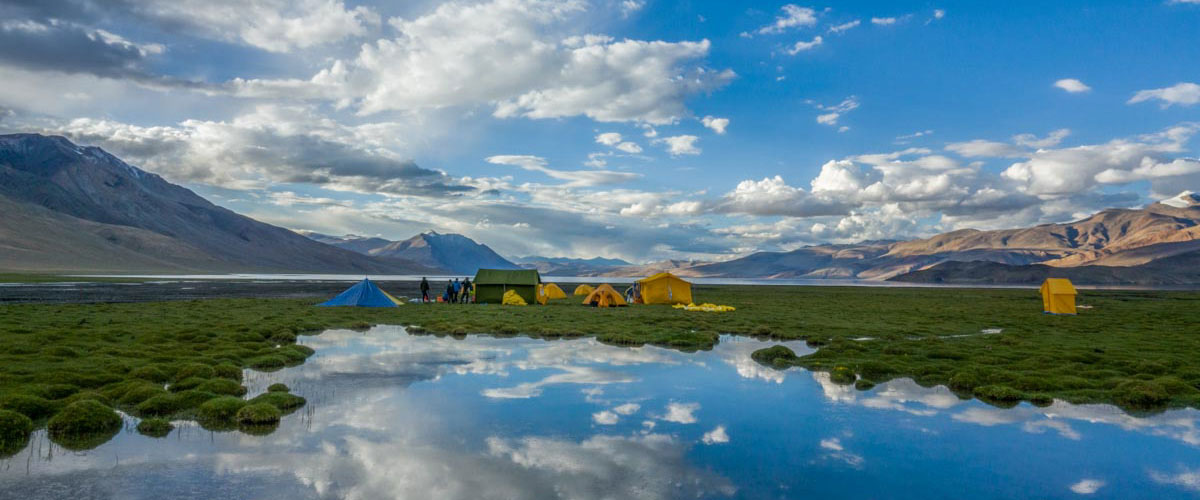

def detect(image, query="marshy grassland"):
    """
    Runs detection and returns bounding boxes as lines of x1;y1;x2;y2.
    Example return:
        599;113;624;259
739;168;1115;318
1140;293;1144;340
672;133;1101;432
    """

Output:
1;284;1199;453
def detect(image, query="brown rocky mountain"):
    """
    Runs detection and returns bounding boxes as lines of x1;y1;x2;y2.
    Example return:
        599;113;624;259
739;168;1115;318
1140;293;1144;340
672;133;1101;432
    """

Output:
0;134;437;274
635;193;1200;283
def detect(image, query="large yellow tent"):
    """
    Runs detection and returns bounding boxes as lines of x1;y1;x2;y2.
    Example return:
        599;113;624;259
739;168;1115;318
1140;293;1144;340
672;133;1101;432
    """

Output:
582;283;627;307
535;283;568;304
1040;278;1077;315
573;284;595;296
636;272;693;305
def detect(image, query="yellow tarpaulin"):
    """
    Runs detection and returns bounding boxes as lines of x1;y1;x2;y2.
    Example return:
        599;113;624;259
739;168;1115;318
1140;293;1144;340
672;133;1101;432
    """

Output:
502;289;527;306
636;272;693;305
1040;278;1077;315
672;303;736;313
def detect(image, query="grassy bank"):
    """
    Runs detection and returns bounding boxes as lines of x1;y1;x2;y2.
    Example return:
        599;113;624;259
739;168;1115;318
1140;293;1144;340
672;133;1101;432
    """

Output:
0;285;1198;452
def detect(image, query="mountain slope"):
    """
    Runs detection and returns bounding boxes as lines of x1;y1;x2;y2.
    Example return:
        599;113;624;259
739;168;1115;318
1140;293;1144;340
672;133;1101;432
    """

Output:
890;249;1200;286
307;232;518;274
515;256;633;276
0;134;435;273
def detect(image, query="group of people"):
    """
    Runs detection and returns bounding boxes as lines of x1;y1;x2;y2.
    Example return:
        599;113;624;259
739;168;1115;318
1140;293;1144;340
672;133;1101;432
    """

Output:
419;277;473;304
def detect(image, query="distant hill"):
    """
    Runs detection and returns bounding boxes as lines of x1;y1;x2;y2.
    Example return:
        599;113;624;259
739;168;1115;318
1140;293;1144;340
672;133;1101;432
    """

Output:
0;134;436;274
515;256;633;276
890;249;1200;286
306;231;518;275
644;193;1200;284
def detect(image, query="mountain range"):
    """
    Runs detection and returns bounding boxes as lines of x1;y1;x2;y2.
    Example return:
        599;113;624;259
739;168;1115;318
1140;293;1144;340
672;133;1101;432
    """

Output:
0;134;435;274
667;192;1200;285
303;232;519;275
3;133;1198;284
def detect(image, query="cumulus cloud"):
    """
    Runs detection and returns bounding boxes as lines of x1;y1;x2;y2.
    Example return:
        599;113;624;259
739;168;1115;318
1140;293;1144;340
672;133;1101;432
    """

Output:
486;155;641;187
659;402;699;424
715;175;851;217
0;18;206;90
36;105;468;196
126;0;380;52
701;116;729;134
1003;124;1200;196
1069;479;1105;495
786;35;823;54
654;135;701;156
1054;78;1091;93
1150;467;1200;492
619;0;645;17
232;0;734;124
612;403;640;415
1013;128;1071;148
595;132;622;146
751;4;818;36
945;140;1025;158
592;410;619;425
701;426;730;445
1129;82;1200;108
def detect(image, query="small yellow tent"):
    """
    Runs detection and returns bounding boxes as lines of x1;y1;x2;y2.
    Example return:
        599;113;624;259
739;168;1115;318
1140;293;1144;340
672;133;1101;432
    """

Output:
636;272;693;305
1040;278;1077;315
535;283;568;304
573;284;595;296
582;284;627;307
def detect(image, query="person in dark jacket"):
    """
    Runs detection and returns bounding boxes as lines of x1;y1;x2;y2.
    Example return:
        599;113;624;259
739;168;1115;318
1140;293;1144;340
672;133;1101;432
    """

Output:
420;277;430;303
460;277;472;303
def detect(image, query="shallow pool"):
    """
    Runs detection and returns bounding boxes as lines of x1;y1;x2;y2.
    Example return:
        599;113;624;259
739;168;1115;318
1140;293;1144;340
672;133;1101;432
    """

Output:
1;327;1197;499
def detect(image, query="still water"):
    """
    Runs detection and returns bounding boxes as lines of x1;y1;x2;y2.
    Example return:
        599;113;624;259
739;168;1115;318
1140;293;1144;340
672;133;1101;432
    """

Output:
1;328;1198;499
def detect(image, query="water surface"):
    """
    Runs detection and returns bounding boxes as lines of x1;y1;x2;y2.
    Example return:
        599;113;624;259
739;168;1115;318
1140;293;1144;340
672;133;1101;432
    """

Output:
2;328;1198;499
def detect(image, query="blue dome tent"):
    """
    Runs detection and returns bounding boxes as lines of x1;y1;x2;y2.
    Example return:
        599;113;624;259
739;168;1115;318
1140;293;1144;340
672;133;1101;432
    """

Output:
318;278;402;307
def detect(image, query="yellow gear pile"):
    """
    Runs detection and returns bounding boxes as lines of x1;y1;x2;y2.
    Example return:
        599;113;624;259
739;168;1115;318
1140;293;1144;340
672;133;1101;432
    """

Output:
672;302;736;312
502;289;528;306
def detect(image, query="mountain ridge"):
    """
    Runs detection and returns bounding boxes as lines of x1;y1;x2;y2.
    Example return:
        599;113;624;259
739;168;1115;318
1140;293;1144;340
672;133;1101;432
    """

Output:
0;133;437;274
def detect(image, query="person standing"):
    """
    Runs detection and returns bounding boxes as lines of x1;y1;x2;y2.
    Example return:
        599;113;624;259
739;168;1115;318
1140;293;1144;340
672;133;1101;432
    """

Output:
420;277;430;303
444;280;454;303
460;277;472;303
451;278;461;303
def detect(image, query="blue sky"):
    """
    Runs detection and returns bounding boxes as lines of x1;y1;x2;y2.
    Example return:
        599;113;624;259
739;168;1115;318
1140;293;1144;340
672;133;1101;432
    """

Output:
1;0;1198;262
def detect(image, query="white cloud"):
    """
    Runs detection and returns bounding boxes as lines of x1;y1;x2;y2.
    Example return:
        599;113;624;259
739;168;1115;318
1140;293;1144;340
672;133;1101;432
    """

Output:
592;410;619;425
811;96;859;127
1054;78;1092;93
127;0;381;52
654;135;701;156
817;437;864;468
1129;82;1200;108
613;403;640;415
753;5;818;35
487;155;641;187
232;0;733;124
1069;479;1105;495
786;35;823;54
1013;128;1071;148
615;142;642;153
933;9;946;19
945;140;1024;158
1151;467;1200;492
701;116;729;134
660;402;699;424
619;0;645;17
871;17;898;25
828;20;861;33
701;426;729;445
595;132;623;146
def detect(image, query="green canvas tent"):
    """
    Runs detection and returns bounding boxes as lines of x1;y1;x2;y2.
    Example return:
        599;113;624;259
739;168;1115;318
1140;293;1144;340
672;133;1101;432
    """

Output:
474;269;541;304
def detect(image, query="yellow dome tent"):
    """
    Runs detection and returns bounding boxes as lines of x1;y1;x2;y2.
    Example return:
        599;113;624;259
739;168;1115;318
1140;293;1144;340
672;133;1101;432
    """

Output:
573;284;595;296
635;272;693;305
535;283;568;304
582;283;627;308
1040;278;1077;315
502;289;528;306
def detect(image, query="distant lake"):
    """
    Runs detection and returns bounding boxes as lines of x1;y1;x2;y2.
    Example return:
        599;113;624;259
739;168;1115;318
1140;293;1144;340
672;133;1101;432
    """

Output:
2;328;1198;499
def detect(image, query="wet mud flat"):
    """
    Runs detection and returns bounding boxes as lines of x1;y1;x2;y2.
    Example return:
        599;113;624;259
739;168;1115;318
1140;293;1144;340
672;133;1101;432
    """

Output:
0;279;427;304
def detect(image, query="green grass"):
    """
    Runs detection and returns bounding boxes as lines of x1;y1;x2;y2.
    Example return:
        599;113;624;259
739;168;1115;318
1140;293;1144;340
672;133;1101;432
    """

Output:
0;285;1198;449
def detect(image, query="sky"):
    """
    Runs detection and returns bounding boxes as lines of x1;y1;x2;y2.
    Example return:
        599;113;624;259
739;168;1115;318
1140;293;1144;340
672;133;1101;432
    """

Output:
0;0;1198;263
